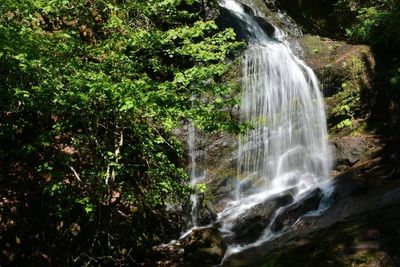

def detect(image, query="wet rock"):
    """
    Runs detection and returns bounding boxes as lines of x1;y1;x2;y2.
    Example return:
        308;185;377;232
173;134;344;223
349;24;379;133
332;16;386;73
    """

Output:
240;0;303;36
217;0;302;41
173;124;238;211
254;16;275;37
207;176;237;211
231;192;294;244
271;188;323;233
183;227;227;266
381;188;400;207
194;198;219;226
222;148;400;266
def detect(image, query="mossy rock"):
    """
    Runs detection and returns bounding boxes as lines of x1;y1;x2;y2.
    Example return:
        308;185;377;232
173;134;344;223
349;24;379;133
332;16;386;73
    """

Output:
238;0;302;36
297;34;375;136
183;227;227;266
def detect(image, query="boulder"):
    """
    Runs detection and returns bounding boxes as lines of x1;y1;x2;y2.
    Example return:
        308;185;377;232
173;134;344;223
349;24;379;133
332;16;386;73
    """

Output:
330;136;381;173
183;227;227;266
231;192;294;244
332;136;368;165
271;188;323;233
193;198;219;226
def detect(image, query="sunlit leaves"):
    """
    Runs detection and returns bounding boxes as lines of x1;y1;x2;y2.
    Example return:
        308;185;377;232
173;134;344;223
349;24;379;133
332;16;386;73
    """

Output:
0;0;243;261
345;1;400;48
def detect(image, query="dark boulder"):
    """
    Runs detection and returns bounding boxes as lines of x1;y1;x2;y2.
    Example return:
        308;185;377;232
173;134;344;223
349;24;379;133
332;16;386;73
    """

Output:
231;192;294;244
183;227;227;266
332;137;369;165
194;198;219;226
271;188;323;233
254;16;275;37
217;2;276;41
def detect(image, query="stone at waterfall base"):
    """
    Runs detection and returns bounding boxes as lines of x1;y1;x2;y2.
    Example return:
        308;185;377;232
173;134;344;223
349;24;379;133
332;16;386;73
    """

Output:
270;188;323;232
182;227;227;266
230;192;294;244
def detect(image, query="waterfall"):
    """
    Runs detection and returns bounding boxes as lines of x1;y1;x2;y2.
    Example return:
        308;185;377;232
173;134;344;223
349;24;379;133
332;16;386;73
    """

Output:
217;0;333;254
233;8;331;198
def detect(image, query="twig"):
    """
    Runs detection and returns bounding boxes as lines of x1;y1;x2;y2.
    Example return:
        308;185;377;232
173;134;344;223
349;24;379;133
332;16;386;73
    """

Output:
70;166;82;182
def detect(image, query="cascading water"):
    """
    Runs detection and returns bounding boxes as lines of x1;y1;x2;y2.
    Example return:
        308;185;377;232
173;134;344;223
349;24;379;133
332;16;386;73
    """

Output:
225;0;332;198
237;42;331;194
217;0;333;256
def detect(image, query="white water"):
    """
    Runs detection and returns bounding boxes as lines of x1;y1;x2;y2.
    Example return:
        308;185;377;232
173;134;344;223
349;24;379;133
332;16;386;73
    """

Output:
217;0;333;256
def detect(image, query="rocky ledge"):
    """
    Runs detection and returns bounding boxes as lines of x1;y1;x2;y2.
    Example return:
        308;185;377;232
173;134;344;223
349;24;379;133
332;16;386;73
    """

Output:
223;136;400;267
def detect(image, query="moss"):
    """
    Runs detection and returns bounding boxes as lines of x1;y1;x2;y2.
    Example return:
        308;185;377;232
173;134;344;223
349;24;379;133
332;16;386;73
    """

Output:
326;54;370;135
297;34;375;137
348;119;368;136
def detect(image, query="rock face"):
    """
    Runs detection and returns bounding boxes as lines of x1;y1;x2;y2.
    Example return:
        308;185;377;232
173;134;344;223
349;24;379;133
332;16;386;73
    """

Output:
192;197;219;226
173;124;238;213
183;227;227;266
226;0;303;37
230;192;294;244
174;0;377;218
332;136;369;165
297;34;375;134
217;4;277;40
222;155;400;267
330;135;382;174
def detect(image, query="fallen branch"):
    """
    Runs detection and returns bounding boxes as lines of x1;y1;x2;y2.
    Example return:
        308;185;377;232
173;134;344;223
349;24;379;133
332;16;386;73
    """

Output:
70;166;82;182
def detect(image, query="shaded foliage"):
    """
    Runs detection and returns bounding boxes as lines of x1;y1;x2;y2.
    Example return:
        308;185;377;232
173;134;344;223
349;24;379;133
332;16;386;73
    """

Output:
0;0;244;265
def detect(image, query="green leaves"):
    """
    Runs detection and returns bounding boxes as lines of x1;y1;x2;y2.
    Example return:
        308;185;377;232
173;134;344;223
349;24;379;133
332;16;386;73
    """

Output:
1;0;242;197
0;0;243;262
344;1;400;49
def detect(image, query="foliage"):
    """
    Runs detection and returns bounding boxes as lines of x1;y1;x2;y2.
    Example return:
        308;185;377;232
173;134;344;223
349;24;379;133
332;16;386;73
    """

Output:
347;7;400;47
337;0;400;50
0;0;244;265
331;0;400;134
